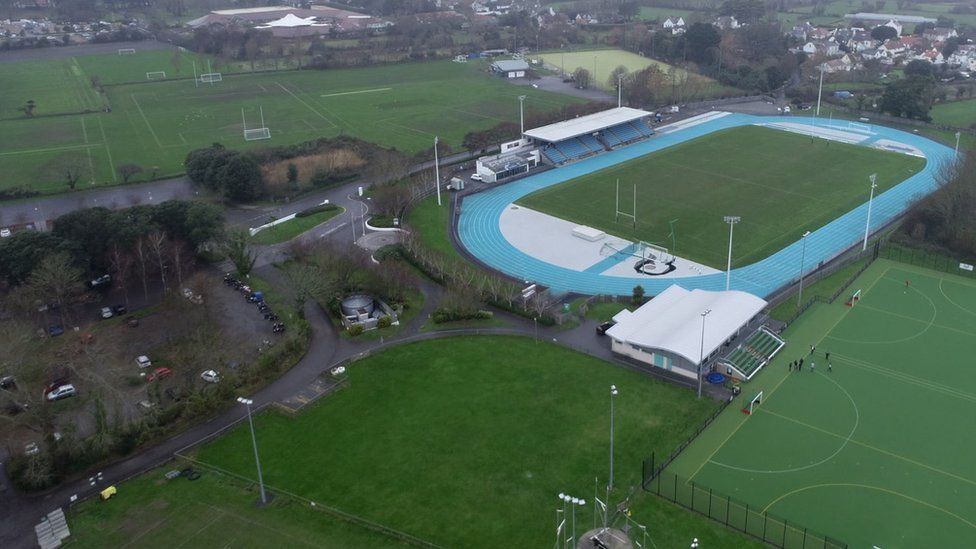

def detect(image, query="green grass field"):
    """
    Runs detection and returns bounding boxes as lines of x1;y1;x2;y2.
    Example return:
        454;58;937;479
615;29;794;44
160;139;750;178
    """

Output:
667;259;976;548
518;125;925;268
0;57;103;118
930;98;976;129
66;464;404;548
191;336;735;548
0;57;580;194
251;207;344;245
533;48;734;96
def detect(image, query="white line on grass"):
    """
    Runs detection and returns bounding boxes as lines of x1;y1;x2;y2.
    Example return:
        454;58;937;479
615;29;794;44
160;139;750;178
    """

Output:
0;143;100;157
129;93;164;148
320;87;392;98
96;116;118;181
275;81;337;128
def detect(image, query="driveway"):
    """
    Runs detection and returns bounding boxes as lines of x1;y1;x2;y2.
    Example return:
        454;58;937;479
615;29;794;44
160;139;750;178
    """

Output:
508;75;614;102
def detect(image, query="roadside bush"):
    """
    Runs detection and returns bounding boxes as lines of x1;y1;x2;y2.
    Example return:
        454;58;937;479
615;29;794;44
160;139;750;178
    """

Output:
432;307;493;324
347;324;364;336
377;315;392;329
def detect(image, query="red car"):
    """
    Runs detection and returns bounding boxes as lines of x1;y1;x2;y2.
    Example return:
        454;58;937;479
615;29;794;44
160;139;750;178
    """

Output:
146;367;172;382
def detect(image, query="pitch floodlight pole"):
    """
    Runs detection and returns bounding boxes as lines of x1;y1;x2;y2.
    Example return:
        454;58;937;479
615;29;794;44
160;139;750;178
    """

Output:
617;74;623;108
863;174;877;251
434;136;441;206
797;230;812;307
615;179;619;223
698;310;711;399
192;61;198;88
956;131;962;158
724;216;740;291
816;63;824;118
518;95;526;135
609;385;618;491
237;397;267;505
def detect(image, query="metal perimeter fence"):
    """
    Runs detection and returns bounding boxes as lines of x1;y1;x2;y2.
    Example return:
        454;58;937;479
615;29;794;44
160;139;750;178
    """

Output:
879;240;976;280
642;468;847;549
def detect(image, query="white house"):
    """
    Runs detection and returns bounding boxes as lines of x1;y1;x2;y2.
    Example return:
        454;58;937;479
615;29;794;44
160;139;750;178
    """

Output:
922;27;957;42
882;19;903;35
662;16;685;35
714;15;740;30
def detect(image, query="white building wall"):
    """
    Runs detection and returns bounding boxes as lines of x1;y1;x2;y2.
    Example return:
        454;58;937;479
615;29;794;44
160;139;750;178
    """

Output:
610;339;697;380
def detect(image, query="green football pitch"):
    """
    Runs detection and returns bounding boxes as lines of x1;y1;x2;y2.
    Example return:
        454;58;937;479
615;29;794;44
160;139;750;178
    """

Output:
0;56;580;194
517;126;925;268
191;336;736;548
666;258;976;548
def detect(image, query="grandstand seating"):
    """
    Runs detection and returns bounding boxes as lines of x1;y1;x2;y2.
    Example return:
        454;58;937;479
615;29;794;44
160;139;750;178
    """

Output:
609;123;641;143
542;147;567;164
601;130;623;148
554;138;590;160
721;328;785;379
578;134;604;153
632;121;655;137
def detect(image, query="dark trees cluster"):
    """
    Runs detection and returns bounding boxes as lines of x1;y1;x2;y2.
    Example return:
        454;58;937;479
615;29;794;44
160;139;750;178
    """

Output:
902;148;976;257
185;144;263;202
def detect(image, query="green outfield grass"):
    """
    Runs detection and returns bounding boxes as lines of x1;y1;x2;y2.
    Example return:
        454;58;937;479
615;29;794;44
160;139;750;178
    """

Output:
66;464;404;548
74;47;245;86
191;336;739;548
0;58;581;194
518;125;925;268
930;98;976;129
251;207;344;245
533;48;735;96
666;259;976;548
0;57;103;118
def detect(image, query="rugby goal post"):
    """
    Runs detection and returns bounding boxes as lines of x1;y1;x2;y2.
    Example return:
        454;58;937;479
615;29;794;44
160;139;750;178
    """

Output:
118;48;136;55
146;71;166;80
199;72;222;84
741;391;763;415
845;288;861;307
242;107;271;141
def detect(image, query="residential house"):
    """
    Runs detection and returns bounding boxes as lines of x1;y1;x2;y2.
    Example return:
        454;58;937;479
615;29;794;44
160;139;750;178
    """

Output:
823;54;857;73
922;27;957;42
860;47;885;61
790;22;813;42
662;16;685;35
915;48;944;64
881;19;903;35
947;44;976;70
880;38;906;56
714;15;740;30
848;30;876;52
808;27;831;41
803;40;840;57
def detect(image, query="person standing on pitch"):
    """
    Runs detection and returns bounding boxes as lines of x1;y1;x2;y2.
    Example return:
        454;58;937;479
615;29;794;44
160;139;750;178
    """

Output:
810;361;816;373
810;344;816;356
825;351;830;361
828;362;832;373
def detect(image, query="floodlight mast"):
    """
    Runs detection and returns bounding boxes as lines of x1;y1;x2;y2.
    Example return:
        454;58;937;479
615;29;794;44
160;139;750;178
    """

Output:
434;136;441;206
518;95;526;135
237;397;267;505
863;174;877;251
797;230;812;307
697;309;711;399
724;216;741;291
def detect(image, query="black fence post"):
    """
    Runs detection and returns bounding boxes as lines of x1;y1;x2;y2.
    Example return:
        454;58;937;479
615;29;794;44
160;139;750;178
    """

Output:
783;519;788;547
803;528;808;547
745;503;749;532
690;480;695;510
673;474;678;503
708;488;713;518
726;496;730;526
762;512;768;542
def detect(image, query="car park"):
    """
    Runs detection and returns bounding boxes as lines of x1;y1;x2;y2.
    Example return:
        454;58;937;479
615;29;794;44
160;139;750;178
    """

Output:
200;370;220;383
24;442;39;456
45;384;76;401
113;304;127;315
0;228;11;238
89;274;111;289
0;375;15;389
470;173;483;181
48;325;64;337
100;307;113;319
596;321;615;335
136;355;152;369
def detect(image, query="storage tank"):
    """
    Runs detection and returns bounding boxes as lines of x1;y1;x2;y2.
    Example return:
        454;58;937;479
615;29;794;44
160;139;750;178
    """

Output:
341;294;375;317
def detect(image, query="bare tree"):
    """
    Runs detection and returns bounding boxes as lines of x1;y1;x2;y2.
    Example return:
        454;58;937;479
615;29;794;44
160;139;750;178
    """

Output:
147;231;169;291
134;237;150;300
26;252;85;326
117;163;143;184
108;242;133;308
60;158;87;190
170;239;191;286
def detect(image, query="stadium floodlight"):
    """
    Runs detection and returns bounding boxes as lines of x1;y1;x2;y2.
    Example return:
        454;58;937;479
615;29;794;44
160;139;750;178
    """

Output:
863;174;877;251
697;310;711;399
797;230;812;307
518;95;527;135
609;385;619;492
724;216;741;291
956;131;962;157
816;63;825;118
434;136;441;206
617;74;624;108
237;396;268;505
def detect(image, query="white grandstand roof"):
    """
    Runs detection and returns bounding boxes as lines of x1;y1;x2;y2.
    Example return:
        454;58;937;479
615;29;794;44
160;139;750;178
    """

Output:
213;7;289;15
606;285;767;365
257;14;316;27
523;107;651;142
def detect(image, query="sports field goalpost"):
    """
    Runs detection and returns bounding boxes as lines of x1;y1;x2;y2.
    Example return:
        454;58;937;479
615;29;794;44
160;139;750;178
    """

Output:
615;179;637;229
193;59;222;86
742;391;763;415
242;107;271;141
118;48;136;55
846;288;861;307
146;71;166;80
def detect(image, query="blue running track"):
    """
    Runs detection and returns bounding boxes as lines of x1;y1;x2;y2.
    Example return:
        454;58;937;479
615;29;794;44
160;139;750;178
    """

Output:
457;113;955;297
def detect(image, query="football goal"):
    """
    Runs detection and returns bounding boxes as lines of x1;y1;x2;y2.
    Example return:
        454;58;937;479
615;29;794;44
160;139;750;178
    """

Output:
242;107;271;141
146;71;166;80
199;73;222;84
741;391;763;415
845;288;861;307
118;48;136;55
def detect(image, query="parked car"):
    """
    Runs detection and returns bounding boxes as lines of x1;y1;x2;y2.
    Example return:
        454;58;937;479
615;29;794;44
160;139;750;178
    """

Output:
24;442;39;456
200;370;220;383
89;274;111;289
137;400;155;413
146;367;172;382
100;307;113;319
596;321;615;335
136;355;152;369
0;228;11;238
0;375;15;389
113;304;127;315
45;384;76;401
48;325;64;337
164;386;183;402
470;173;483;181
